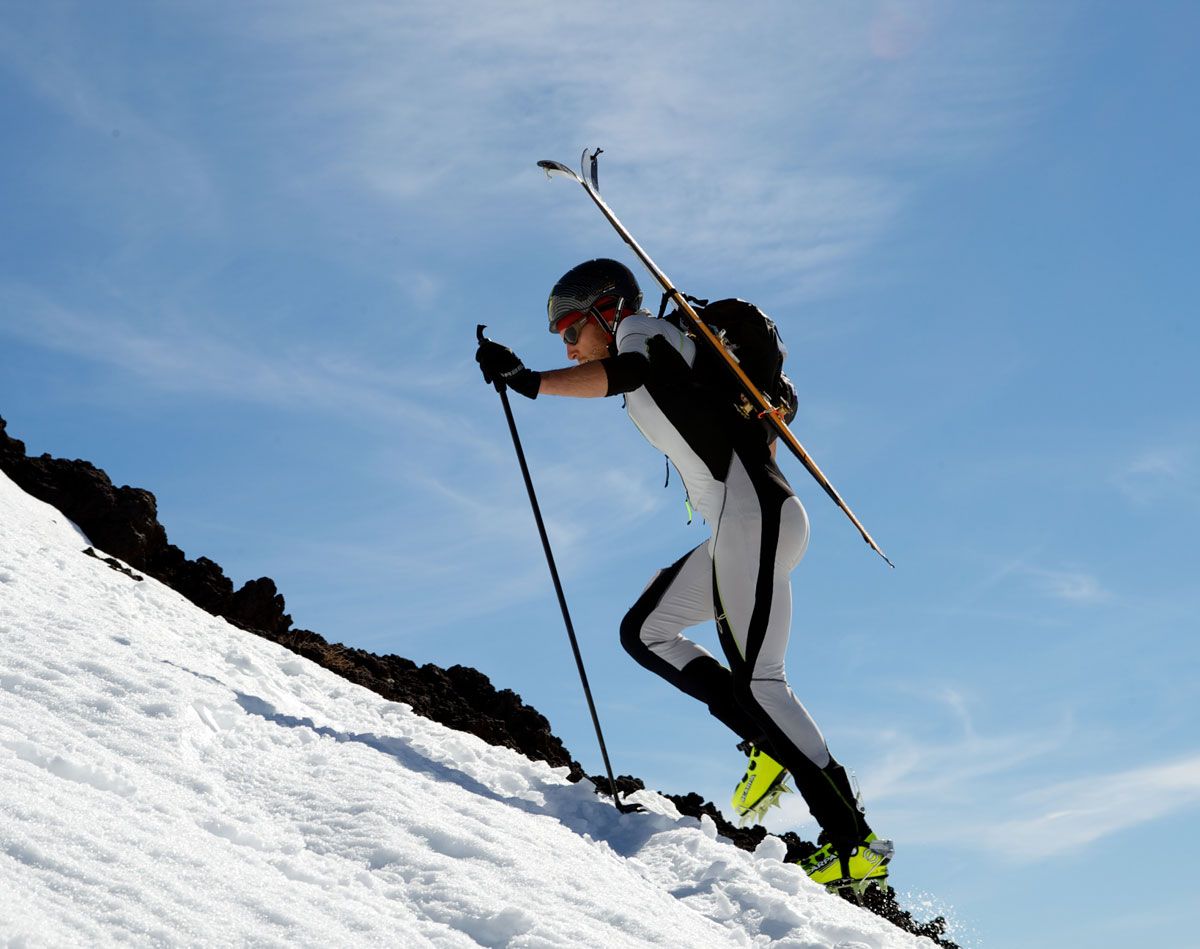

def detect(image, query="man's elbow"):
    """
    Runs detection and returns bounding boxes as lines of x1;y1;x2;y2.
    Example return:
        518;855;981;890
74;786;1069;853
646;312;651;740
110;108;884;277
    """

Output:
601;352;649;396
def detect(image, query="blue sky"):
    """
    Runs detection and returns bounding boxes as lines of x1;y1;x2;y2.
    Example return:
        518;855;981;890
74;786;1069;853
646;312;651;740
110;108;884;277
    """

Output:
2;2;1197;945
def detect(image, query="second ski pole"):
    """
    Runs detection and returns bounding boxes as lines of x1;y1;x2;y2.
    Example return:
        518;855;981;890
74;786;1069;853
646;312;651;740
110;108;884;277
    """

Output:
477;324;640;814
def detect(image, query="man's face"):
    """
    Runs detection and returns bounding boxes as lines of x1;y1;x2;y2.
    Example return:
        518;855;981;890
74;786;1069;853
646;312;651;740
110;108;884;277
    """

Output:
563;316;611;364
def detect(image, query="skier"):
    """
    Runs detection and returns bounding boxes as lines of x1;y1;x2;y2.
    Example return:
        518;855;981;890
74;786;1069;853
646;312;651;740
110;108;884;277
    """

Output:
475;258;891;894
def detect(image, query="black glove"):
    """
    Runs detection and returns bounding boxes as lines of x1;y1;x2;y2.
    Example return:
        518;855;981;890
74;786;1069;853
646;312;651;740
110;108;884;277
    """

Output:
476;339;541;399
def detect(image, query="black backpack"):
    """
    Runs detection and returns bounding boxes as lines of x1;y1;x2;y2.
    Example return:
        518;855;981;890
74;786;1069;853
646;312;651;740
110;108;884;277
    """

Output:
661;294;798;436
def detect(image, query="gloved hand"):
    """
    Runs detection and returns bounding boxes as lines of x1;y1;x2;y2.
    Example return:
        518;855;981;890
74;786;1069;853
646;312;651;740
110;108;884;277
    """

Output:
476;338;541;399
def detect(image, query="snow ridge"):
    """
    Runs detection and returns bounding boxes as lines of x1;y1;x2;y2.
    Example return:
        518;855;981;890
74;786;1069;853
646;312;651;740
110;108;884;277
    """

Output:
0;470;938;946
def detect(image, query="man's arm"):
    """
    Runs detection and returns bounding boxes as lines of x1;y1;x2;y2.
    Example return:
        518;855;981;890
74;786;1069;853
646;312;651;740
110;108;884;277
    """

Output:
540;349;652;398
477;337;648;400
538;361;609;398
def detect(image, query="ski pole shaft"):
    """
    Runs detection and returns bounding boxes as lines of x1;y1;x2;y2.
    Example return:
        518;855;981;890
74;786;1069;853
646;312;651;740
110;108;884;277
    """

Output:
477;325;637;813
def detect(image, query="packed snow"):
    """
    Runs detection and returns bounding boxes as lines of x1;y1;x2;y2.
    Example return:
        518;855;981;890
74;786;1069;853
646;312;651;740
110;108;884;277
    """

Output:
0;469;935;947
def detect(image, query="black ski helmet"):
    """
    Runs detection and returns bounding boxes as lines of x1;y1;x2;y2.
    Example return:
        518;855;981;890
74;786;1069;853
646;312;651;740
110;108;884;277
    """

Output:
547;258;642;336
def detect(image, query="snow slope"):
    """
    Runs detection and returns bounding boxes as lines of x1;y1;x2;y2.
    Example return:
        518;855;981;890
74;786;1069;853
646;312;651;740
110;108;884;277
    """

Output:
0;470;935;948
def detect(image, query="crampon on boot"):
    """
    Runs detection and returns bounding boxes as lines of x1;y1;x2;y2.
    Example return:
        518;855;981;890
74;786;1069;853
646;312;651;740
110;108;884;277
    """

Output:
797;833;894;899
731;741;792;826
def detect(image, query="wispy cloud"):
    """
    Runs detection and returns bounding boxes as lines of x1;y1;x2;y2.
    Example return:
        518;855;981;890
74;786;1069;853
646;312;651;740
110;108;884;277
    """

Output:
1113;444;1198;507
1022;565;1110;604
759;684;1074;842
0;284;460;434
932;552;1112;616
0;2;1068;427
769;681;1200;864
852;688;1074;806
214;0;1063;293
977;753;1200;860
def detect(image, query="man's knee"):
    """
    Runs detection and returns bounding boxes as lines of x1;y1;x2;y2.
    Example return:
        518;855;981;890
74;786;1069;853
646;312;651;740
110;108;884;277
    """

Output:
620;568;674;661
618;608;646;660
747;674;794;715
730;668;789;712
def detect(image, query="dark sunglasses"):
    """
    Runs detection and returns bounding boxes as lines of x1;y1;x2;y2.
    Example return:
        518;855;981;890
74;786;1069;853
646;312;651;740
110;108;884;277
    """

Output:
557;312;592;345
555;295;621;345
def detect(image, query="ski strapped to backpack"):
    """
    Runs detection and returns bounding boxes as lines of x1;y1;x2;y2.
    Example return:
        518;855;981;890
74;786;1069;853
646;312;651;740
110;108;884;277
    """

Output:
537;149;894;568
657;291;799;438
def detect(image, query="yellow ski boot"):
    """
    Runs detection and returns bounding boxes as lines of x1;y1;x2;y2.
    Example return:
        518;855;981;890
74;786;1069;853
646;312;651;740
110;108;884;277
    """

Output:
731;743;792;826
798;833;894;898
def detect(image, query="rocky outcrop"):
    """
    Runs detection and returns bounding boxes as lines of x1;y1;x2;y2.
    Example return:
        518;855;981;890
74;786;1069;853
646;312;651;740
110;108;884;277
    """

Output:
0;415;578;777
0;418;286;635
264;629;581;778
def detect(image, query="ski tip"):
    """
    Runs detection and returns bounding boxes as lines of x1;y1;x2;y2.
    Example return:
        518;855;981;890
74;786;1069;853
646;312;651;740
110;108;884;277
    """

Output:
583;147;603;190
537;159;576;181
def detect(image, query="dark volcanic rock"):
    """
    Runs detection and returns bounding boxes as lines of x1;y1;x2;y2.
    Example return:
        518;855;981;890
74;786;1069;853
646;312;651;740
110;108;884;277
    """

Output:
0;419;166;566
0;414;958;948
665;791;771;854
228;577;293;637
0;414;581;778
0;417;278;633
257;631;583;779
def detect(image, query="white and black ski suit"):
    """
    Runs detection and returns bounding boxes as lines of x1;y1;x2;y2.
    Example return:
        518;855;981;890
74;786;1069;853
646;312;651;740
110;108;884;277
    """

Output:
602;315;870;846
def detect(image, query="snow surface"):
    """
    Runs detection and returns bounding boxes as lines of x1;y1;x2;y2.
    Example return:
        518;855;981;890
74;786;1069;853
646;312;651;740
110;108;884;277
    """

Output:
0;470;935;948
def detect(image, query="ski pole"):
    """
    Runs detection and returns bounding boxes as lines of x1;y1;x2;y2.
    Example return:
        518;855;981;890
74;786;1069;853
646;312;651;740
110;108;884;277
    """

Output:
537;150;894;569
476;325;640;814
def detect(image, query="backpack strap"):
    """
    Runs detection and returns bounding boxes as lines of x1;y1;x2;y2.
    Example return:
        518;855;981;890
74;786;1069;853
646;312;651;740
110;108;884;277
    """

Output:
657;290;709;319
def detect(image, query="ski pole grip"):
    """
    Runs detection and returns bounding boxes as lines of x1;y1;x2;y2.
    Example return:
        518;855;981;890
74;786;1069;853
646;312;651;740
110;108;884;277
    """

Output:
476;324;506;393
